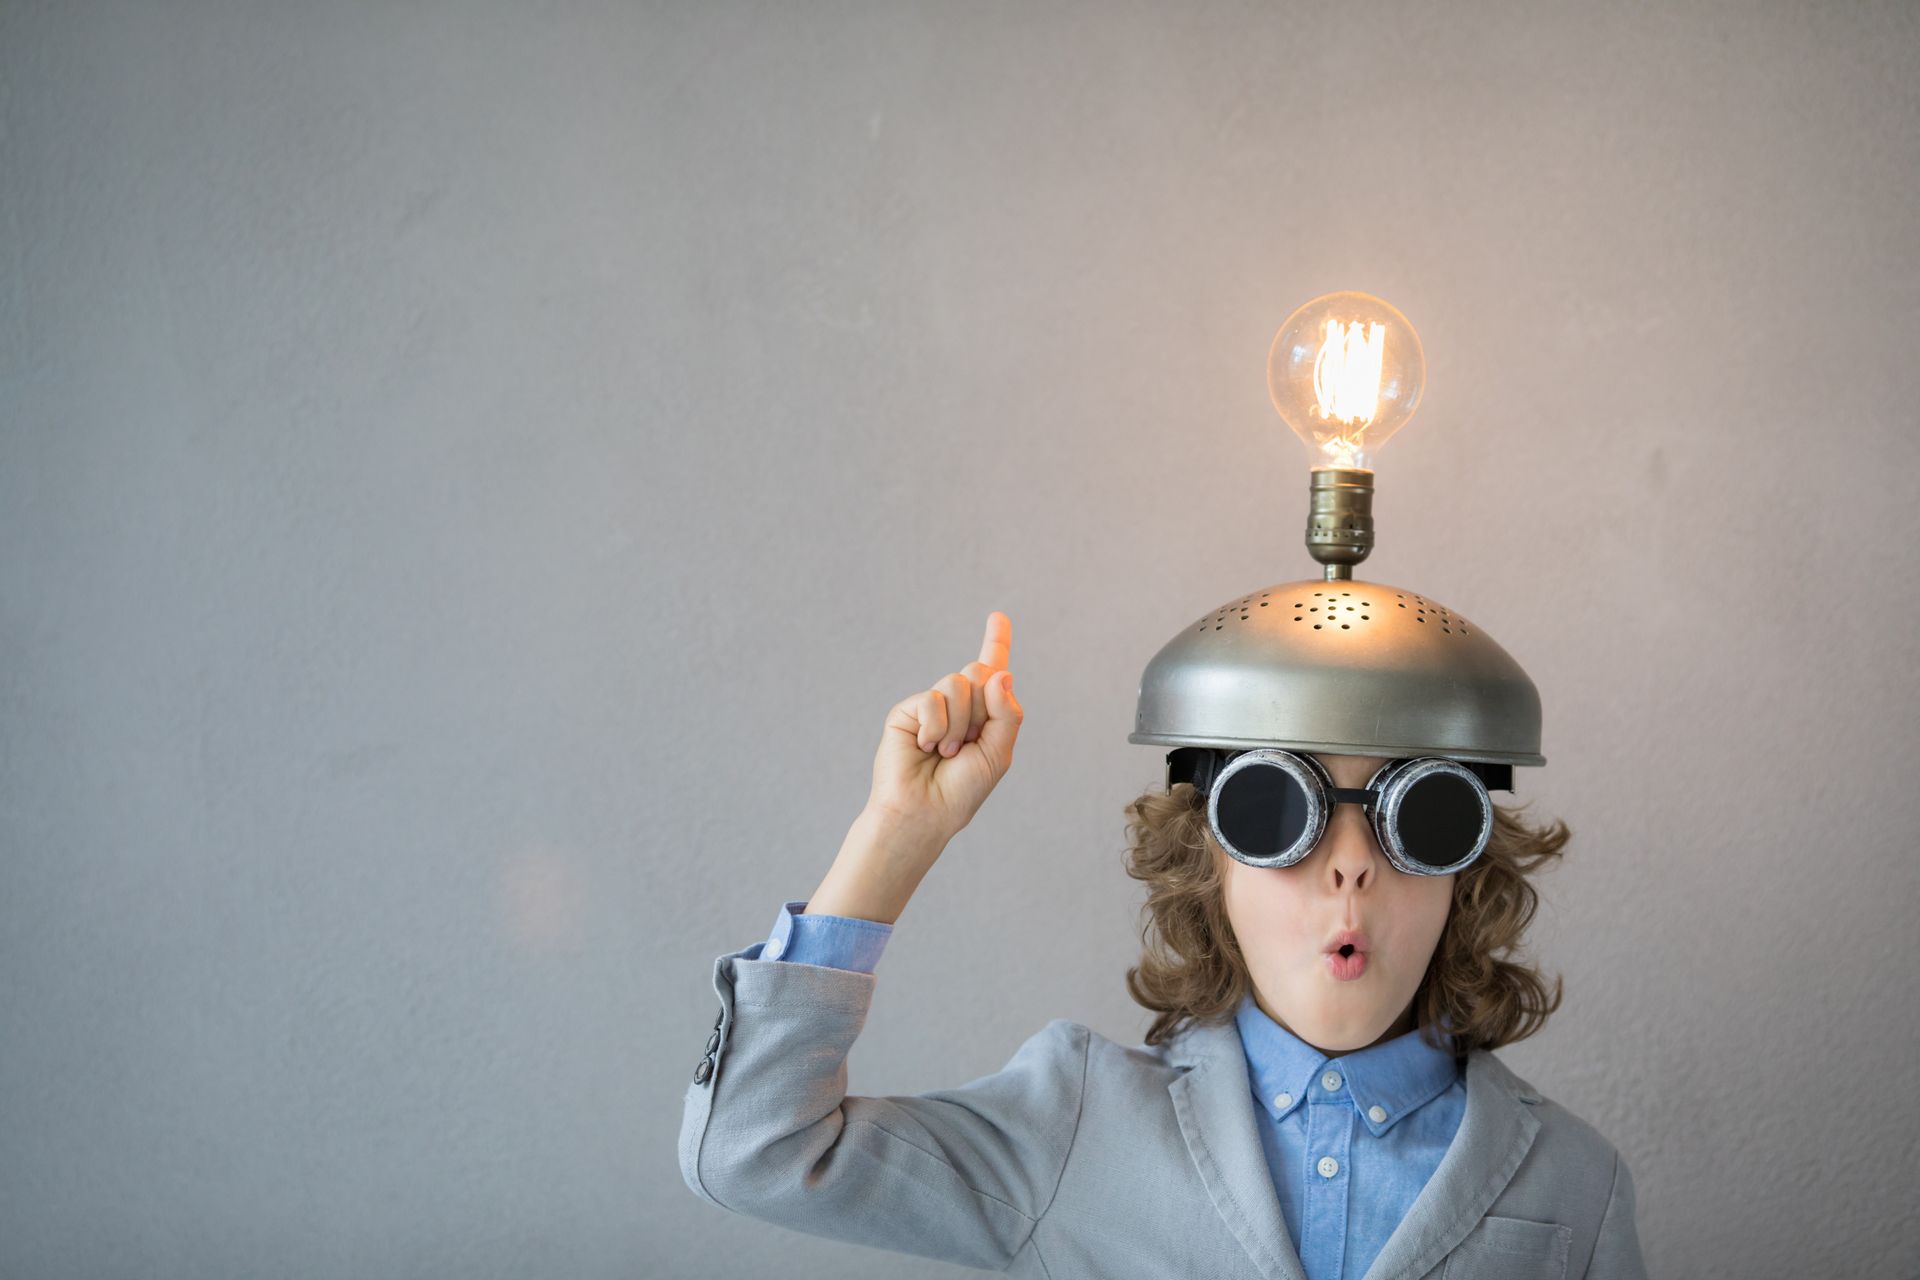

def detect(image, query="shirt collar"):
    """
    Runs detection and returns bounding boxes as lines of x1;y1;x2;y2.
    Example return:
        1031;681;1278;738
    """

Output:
1232;991;1461;1136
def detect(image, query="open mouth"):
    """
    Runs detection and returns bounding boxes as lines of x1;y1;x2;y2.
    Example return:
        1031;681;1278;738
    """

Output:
1324;929;1370;980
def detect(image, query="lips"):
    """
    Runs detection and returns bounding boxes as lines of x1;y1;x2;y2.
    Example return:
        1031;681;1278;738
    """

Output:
1327;950;1368;980
1324;929;1370;981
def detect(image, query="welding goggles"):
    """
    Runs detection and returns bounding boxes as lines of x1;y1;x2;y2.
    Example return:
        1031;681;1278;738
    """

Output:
1168;746;1510;876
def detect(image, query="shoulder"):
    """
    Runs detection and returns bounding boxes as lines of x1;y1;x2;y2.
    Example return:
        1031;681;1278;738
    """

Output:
1472;1050;1626;1196
1012;1017;1094;1069
1023;1018;1199;1093
969;1019;1094;1110
938;1018;1166;1112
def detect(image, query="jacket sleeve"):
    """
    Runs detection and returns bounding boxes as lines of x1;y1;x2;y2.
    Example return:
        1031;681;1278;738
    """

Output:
678;942;1089;1272
1583;1149;1650;1279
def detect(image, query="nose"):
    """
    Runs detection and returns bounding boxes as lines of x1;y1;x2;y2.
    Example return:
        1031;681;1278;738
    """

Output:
1321;798;1382;892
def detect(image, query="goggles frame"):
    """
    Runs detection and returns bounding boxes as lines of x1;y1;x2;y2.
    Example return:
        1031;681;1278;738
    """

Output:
1165;747;1507;877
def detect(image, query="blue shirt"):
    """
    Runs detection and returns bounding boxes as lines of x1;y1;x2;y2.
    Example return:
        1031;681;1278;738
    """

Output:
1233;991;1466;1280
756;900;1466;1280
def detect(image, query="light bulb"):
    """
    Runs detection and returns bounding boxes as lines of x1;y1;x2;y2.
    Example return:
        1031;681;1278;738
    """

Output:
1266;291;1425;472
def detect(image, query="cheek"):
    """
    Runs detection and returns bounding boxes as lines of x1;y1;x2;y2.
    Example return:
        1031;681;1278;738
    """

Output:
1386;878;1454;957
1222;863;1314;952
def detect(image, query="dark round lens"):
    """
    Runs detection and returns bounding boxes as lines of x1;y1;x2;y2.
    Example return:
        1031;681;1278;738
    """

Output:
1215;762;1314;861
1393;770;1485;869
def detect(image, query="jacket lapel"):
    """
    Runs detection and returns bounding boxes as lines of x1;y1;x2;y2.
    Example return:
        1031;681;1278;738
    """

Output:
1167;1019;1309;1280
1358;1049;1543;1280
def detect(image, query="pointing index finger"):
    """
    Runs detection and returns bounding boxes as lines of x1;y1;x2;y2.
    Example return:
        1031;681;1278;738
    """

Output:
978;610;1011;672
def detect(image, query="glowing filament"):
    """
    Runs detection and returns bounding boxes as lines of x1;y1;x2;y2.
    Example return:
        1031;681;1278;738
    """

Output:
1312;319;1386;426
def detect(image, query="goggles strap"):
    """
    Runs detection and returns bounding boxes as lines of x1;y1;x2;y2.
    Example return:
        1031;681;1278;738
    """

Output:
1164;747;1513;794
1165;747;1223;794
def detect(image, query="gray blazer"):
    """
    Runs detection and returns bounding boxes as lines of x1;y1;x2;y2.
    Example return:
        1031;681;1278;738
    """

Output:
680;944;1649;1279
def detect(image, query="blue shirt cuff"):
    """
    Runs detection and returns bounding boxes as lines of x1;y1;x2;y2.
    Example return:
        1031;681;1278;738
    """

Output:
761;899;893;973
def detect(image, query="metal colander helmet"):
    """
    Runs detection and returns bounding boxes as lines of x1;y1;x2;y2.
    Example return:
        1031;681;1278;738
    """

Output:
1126;570;1543;776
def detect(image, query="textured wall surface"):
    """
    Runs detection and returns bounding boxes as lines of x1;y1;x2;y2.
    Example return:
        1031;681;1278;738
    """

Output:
3;2;1917;1277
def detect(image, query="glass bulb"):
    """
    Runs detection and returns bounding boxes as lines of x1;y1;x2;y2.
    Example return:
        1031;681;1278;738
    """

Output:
1266;291;1425;472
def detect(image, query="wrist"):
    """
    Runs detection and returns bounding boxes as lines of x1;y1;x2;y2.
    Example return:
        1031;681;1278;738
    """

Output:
803;808;948;925
853;803;950;861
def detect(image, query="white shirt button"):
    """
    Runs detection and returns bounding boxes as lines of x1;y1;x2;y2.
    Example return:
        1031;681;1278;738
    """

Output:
1321;1070;1342;1091
1317;1156;1340;1178
765;938;783;958
1369;1104;1388;1123
1273;1093;1292;1110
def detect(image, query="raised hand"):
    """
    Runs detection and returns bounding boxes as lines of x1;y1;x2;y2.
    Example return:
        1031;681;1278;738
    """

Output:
866;610;1025;846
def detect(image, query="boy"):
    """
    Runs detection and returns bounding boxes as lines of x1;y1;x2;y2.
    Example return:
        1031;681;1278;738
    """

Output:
679;611;1648;1278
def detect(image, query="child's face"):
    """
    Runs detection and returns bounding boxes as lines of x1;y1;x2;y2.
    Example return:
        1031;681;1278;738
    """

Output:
1214;752;1454;1056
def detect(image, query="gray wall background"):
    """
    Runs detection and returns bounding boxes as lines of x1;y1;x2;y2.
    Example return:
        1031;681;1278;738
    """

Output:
4;2;1917;1277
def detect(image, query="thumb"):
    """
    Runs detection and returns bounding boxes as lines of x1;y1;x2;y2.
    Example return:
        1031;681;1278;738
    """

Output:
975;670;1023;770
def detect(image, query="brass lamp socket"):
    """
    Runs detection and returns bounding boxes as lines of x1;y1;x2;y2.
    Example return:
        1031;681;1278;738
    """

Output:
1305;467;1375;582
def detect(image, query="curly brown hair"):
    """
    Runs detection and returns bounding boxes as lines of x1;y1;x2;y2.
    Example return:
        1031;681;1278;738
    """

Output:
1122;780;1567;1054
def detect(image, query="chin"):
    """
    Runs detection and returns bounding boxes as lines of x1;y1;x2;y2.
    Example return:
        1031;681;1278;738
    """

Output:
1295;996;1395;1052
1301;1021;1385;1054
